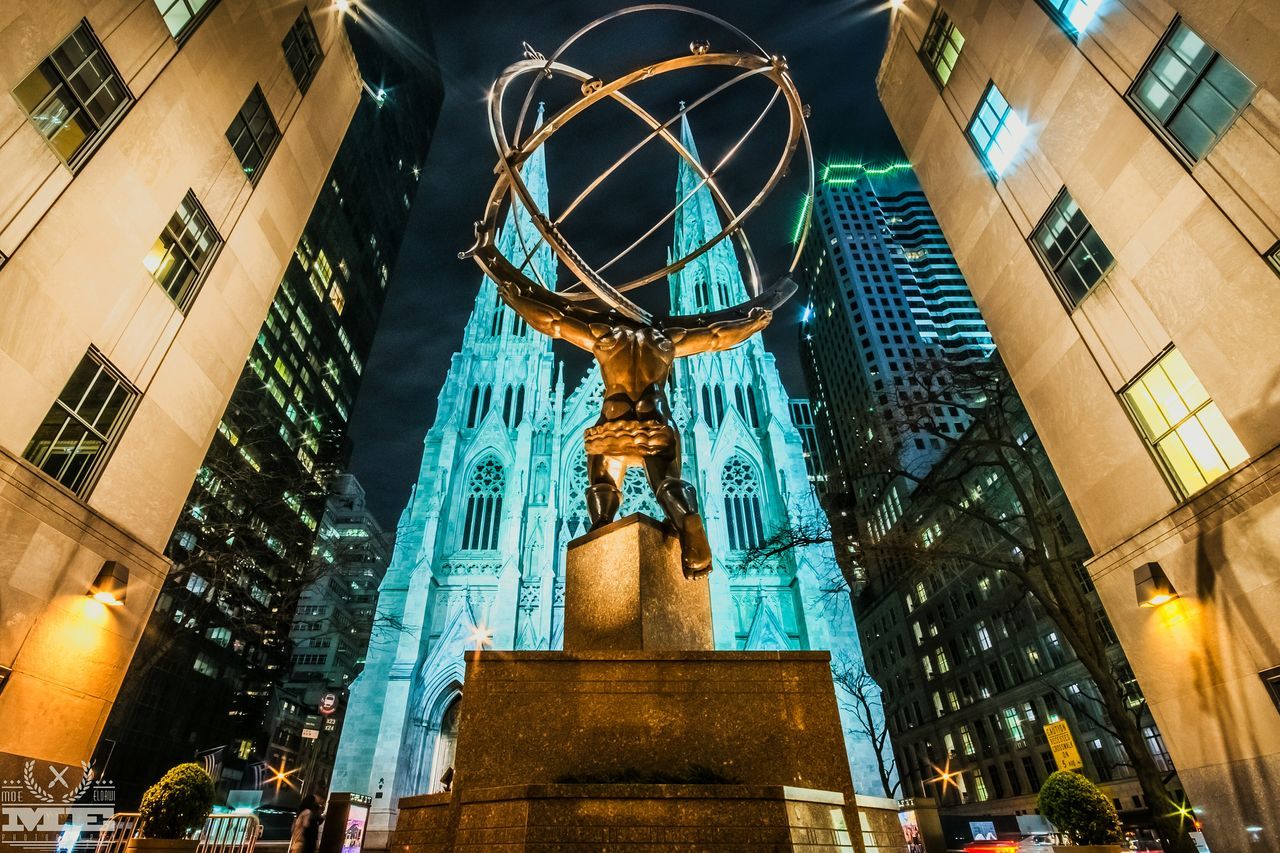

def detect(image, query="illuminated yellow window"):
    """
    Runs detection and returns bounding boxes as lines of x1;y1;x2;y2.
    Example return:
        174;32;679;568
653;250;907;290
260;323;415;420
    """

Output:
1121;348;1247;497
329;281;346;315
310;249;332;299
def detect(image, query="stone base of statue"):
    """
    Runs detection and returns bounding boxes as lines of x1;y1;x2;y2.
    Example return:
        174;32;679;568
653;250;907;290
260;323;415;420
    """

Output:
390;514;863;852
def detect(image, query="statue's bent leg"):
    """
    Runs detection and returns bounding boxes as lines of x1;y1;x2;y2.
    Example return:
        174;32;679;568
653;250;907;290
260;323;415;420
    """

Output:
646;455;712;578
587;454;624;530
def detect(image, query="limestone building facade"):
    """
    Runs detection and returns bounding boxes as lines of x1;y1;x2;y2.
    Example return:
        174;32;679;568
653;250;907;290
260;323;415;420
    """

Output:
877;1;1280;848
333;117;891;845
0;0;360;780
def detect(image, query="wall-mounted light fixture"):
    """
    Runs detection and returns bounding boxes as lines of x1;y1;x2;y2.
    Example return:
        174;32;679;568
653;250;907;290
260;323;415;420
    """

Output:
1134;561;1178;608
89;561;128;607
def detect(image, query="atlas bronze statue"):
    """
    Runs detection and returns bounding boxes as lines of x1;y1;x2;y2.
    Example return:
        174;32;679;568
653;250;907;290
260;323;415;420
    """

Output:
498;275;772;575
465;5;814;576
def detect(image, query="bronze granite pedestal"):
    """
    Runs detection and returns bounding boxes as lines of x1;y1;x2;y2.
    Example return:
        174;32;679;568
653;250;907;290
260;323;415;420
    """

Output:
390;514;864;852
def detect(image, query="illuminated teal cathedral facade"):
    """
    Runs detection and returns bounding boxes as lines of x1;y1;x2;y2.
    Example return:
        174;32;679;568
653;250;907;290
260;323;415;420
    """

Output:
333;117;892;838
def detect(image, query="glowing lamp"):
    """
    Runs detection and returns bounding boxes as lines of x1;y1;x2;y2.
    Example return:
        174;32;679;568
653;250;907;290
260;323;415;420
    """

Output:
1134;561;1178;608
89;561;128;607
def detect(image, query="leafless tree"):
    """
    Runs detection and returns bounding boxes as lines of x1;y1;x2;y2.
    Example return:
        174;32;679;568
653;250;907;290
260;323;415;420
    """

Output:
751;355;1195;853
832;660;900;799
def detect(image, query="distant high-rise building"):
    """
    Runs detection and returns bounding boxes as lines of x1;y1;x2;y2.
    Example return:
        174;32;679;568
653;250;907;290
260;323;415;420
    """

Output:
788;398;827;488
99;0;443;804
0;0;361;787
854;374;1180;844
877;2;1279;848
332;116;891;848
270;474;392;800
798;162;993;530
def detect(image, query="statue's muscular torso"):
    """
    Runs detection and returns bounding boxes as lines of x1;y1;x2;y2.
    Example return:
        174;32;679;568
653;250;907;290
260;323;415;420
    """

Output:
591;325;675;425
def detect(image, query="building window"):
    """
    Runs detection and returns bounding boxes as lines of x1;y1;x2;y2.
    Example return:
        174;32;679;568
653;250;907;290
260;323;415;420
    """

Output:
1036;0;1101;38
1030;188;1115;307
282;8;323;93
12;21;132;170
971;768;989;802
1002;707;1027;747
1121;348;1248;498
461;456;505;550
966;83;1027;179
23;350;139;496
1266;243;1280;278
328;281;345;315
143;191;222;310
153;0;215;40
722;455;765;551
1129;20;1255;163
1260;666;1280;716
1142;725;1173;773
225;85;280;184
920;8;965;87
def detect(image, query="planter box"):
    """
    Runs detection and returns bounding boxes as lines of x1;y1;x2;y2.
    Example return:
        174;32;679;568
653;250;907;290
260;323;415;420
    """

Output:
126;840;199;853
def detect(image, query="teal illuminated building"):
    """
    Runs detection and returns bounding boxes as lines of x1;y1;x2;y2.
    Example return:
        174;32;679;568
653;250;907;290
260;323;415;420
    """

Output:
799;161;994;528
333;116;892;841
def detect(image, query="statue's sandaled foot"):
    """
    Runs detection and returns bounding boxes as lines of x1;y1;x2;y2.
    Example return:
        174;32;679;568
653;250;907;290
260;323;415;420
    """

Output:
677;513;712;578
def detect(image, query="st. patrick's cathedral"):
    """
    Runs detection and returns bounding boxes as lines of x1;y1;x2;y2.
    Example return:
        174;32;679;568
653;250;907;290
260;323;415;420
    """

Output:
332;115;891;834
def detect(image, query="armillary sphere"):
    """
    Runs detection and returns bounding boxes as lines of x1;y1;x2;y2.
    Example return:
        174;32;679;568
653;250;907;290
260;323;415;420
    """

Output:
463;4;815;326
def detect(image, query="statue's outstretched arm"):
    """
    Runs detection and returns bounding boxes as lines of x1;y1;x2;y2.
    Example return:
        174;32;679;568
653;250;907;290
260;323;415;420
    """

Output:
670;307;771;356
496;278;598;351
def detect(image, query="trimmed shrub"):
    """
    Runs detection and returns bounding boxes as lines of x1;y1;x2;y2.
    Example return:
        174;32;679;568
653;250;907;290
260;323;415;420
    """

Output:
1037;770;1123;845
139;763;215;839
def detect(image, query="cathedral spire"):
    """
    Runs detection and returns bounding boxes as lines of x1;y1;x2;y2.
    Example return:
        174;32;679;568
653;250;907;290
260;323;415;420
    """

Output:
670;112;748;313
496;101;555;290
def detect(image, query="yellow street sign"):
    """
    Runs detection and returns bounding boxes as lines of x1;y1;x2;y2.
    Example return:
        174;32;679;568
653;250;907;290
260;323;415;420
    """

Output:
1044;719;1083;771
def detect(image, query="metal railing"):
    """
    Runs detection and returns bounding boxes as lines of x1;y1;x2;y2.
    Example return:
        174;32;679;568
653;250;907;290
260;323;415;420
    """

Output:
84;812;260;853
92;813;139;853
196;814;261;853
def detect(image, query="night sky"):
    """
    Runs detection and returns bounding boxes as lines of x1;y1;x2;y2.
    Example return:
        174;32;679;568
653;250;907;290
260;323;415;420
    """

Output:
347;0;906;527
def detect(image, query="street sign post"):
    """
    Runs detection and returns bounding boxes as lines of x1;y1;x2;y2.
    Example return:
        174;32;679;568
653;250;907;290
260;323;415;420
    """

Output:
1044;719;1083;771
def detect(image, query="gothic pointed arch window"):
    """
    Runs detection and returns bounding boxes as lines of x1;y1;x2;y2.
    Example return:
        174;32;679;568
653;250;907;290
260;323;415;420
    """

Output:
502;386;514;426
746;385;761;428
701;385;713;426
480;385;492;422
466;387;481;428
713;386;726;426
514;386;525;426
734;385;747;420
461;455;505;550
722;455;765;551
693;268;709;309
490;300;504;336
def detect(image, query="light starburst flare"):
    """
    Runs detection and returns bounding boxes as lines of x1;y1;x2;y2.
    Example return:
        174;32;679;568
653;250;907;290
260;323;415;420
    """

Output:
467;623;493;650
264;757;301;793
926;756;962;793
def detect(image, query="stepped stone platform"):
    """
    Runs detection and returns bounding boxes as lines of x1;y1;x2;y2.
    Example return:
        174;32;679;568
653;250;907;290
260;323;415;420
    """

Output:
389;515;866;852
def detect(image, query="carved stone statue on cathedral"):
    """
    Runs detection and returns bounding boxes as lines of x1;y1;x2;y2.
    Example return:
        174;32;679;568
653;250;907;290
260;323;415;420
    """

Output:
497;275;771;576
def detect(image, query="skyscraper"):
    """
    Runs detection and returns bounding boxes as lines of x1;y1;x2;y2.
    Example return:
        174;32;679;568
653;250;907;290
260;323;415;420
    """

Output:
0;0;361;785
272;474;393;800
98;0;443;804
877;2;1278;848
798;162;993;531
332;115;891;847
